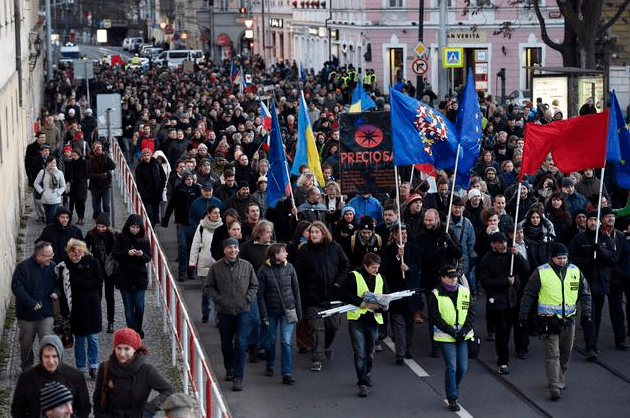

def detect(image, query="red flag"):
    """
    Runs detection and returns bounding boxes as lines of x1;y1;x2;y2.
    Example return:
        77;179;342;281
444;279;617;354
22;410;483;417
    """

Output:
521;111;609;181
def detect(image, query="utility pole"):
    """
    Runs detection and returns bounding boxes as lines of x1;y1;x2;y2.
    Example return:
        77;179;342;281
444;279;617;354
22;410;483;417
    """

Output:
438;0;448;99
45;0;53;80
416;0;424;99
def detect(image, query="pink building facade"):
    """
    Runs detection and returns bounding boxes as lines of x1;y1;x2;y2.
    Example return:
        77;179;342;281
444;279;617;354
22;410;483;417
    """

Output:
286;0;566;98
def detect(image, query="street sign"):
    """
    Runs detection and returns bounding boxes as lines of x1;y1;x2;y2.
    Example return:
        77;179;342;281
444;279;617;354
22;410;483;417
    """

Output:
443;47;464;68
414;42;428;57
72;60;94;80
97;94;123;138
411;58;429;75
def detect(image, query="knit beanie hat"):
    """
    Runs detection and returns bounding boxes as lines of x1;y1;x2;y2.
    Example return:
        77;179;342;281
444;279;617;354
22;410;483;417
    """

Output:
95;212;110;227
40;381;73;413
113;328;143;350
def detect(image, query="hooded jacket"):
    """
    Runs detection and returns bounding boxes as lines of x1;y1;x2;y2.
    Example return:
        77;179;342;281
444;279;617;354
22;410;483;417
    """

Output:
189;217;223;277
111;215;151;291
11;335;91;418
35;206;84;263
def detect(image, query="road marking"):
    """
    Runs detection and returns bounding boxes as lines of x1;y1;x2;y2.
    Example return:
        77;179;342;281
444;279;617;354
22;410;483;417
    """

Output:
382;337;429;377
443;399;474;417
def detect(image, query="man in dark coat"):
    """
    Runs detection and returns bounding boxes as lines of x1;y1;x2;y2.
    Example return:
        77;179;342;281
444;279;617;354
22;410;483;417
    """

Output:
135;148;167;226
11;242;61;371
569;210;618;360
86;141;116;219
11;334;91;418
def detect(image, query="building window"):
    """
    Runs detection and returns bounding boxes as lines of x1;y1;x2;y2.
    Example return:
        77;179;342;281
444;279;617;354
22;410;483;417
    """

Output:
388;0;403;8
523;47;542;90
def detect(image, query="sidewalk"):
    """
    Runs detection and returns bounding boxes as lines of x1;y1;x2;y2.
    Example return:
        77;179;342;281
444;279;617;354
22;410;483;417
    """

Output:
0;187;183;416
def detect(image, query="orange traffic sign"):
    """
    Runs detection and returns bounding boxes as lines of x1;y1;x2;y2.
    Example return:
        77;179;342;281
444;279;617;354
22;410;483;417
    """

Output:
414;42;428;57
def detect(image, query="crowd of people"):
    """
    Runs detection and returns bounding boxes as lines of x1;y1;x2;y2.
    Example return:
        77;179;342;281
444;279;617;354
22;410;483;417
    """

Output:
12;53;630;414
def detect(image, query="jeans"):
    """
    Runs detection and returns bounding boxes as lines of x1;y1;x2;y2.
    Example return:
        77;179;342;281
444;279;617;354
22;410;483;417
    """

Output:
74;333;100;370
43;203;60;225
247;297;263;348
120;290;145;335
349;319;378;386
176;224;194;279
17;317;54;370
202;292;211;319
266;315;296;377
217;312;250;380
104;278;115;323
91;188;111;219
440;340;468;401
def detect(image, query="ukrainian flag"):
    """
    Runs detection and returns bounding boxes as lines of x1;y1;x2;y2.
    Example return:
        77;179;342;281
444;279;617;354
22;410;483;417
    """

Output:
291;90;325;187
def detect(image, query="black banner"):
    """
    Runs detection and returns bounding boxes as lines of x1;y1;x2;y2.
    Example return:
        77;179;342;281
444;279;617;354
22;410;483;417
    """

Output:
339;111;395;196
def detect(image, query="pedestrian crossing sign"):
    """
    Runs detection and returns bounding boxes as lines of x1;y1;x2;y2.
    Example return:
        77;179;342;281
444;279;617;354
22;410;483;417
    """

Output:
443;47;464;68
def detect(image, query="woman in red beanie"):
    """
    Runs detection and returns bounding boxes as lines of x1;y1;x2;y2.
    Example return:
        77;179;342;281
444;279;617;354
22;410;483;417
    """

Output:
93;328;173;418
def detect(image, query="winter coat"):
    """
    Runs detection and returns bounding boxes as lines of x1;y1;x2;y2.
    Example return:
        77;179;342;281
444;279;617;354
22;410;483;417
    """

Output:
56;254;103;335
188;196;226;229
416;224;463;290
479;249;529;310
189;218;222;277
294;241;350;307
428;282;476;339
239;241;271;274
257;261;302;319
11;257;60;321
569;228;617;295
152;150;171;202
204;257;258;315
36;207;84;263
563;191;589;219
86;152;116;191
380;242;421;314
34;167;66;204
111;215;151;292
162;183;201;226
346;194;383;223
297;200;328;224
11;336;91;418
135;157;166;205
93;353;173;418
64;157;89;201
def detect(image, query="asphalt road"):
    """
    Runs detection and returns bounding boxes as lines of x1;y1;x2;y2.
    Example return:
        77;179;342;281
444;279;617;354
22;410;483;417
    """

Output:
153;223;630;418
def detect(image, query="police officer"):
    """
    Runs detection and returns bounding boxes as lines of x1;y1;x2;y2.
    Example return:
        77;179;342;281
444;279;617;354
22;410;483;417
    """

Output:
161;393;198;418
428;265;475;412
518;243;592;401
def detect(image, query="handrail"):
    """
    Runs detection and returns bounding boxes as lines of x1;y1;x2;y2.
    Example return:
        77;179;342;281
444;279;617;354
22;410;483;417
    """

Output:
110;140;231;418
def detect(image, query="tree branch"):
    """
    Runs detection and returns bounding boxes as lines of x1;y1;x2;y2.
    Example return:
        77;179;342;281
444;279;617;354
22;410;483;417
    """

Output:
533;0;562;51
598;0;630;35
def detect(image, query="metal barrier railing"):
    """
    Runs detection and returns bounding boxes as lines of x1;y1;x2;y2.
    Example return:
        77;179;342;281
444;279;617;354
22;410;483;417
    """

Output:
110;140;231;418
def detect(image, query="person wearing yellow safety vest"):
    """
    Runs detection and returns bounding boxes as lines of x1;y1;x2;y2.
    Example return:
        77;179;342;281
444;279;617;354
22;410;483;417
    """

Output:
428;264;475;412
518;242;592;401
340;252;387;398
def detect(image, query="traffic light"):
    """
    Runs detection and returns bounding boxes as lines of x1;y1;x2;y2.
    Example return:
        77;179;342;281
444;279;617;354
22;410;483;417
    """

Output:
239;6;247;13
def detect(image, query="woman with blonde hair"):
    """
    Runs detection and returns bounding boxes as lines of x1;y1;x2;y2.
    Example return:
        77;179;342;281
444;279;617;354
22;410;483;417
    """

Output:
56;238;103;378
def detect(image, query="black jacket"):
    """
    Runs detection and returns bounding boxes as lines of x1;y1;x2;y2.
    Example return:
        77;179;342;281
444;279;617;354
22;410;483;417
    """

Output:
65;157;89;200
36;207;84;264
257;261;302;319
294;241;350;307
479;249;529;310
162;182;201;226
380;242;421;314
86;152;116;191
135;157;166;205
569;228;617;295
416;224;462;290
93;353;173;418
111;215;152;291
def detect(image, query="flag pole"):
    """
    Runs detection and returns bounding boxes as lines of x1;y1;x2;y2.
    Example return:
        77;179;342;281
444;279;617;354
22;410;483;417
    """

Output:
445;143;462;233
394;165;406;279
409;165;415;186
593;167;606;259
509;182;523;276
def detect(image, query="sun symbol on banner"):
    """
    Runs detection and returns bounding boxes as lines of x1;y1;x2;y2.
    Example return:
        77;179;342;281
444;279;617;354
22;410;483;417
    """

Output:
414;105;449;155
354;125;384;149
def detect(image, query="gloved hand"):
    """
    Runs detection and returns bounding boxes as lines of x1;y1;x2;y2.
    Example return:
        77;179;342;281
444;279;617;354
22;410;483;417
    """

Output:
262;318;270;328
517;319;528;329
455;330;465;342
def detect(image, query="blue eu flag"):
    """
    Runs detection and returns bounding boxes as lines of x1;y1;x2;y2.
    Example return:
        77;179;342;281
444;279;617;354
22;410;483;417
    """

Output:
266;101;291;208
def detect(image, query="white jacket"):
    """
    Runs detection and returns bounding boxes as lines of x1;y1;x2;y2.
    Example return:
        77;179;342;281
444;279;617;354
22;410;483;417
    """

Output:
34;167;66;204
189;218;223;277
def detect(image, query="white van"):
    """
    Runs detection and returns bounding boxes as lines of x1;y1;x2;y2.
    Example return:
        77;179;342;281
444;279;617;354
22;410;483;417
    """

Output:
122;37;143;52
156;50;201;68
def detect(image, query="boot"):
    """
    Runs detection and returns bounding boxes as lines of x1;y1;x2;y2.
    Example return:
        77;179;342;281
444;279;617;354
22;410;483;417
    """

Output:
107;321;115;334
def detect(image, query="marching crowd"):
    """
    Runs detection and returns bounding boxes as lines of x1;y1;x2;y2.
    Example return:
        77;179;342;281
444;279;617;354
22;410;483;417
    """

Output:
11;54;630;416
